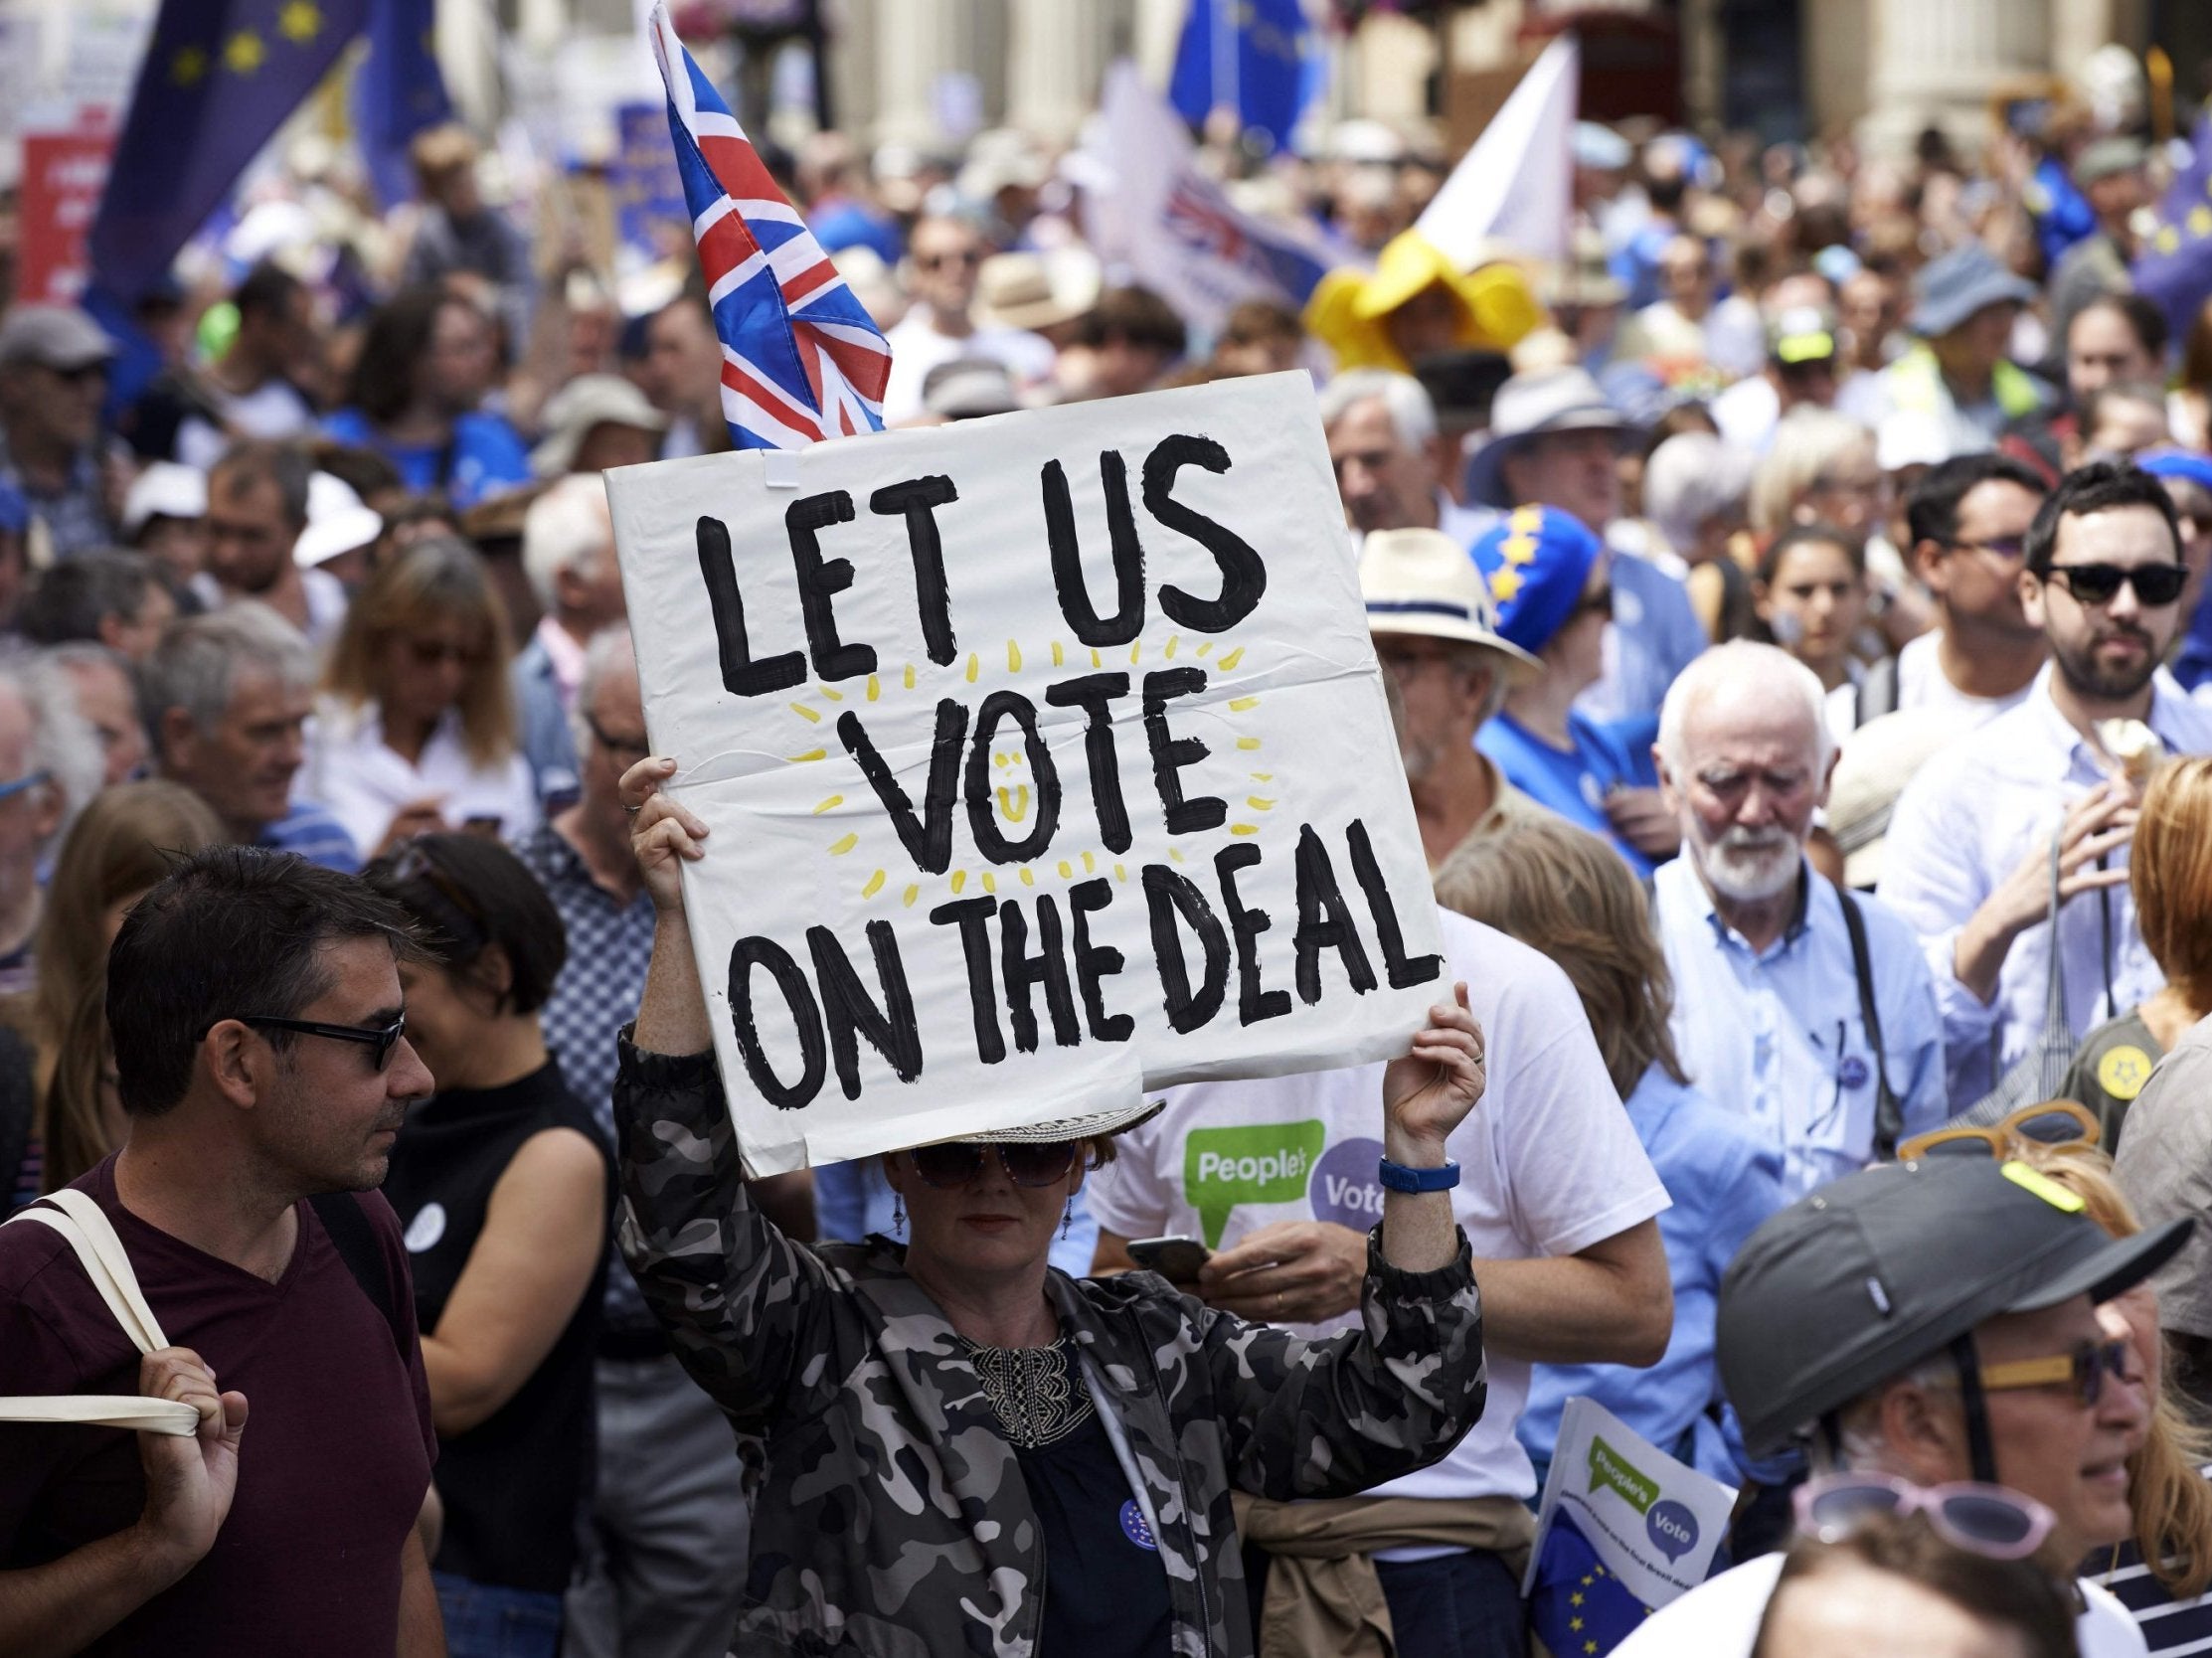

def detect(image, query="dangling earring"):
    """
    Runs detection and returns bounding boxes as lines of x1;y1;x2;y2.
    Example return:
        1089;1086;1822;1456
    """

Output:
1061;1199;1073;1240
892;1193;905;1230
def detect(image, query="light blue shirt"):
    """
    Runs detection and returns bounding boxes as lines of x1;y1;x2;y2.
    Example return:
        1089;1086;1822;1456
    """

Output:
1580;542;1710;727
1519;1064;1786;1487
1654;857;1947;1200
813;1157;1100;1279
1878;666;2212;1107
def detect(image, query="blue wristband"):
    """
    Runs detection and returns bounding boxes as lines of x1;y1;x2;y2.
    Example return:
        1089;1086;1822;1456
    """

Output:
1377;1157;1460;1194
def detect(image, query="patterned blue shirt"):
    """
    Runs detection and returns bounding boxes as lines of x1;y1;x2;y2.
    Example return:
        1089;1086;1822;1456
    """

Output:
514;822;656;1328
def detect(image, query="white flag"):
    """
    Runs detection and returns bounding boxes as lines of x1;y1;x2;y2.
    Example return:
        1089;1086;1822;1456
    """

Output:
1416;34;1579;269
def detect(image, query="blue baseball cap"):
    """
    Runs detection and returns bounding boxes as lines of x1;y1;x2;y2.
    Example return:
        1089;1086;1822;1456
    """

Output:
1471;505;1606;656
2138;447;2212;494
0;481;26;537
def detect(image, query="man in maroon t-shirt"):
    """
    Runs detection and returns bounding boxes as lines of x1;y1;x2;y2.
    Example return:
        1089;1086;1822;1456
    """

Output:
0;847;445;1655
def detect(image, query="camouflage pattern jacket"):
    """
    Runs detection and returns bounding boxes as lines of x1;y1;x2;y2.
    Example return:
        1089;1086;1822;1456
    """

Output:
614;1040;1488;1658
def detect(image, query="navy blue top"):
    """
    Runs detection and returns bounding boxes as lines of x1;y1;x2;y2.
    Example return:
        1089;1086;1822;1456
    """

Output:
1016;1409;1174;1656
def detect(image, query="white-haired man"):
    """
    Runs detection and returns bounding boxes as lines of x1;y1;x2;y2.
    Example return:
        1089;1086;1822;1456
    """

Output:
1651;641;1946;1199
514;473;627;812
1319;369;1491;546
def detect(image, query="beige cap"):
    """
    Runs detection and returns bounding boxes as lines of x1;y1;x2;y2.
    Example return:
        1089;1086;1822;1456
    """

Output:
1828;710;1971;889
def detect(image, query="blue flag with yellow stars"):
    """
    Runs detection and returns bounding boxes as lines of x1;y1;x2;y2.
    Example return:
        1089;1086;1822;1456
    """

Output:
1528;1510;1655;1657
357;0;450;207
1168;0;1319;152
88;0;371;301
2132;115;2212;344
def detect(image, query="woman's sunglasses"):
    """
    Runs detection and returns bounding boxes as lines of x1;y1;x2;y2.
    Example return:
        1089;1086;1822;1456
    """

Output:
1897;1099;2099;1163
2044;561;2189;608
907;1140;1082;1189
1793;1474;2055;1560
1979;1338;2135;1409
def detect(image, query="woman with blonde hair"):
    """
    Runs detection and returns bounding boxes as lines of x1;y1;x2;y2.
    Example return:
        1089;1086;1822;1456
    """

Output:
2061;756;2212;1144
305;534;539;858
14;780;223;1201
2021;1141;2212;1653
1434;811;1785;1484
1751;409;1931;650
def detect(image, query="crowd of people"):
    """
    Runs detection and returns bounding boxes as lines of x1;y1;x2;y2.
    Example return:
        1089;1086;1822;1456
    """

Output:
4;50;2212;1658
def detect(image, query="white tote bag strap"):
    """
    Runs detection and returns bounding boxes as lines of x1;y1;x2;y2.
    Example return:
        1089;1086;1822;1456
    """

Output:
0;1193;200;1435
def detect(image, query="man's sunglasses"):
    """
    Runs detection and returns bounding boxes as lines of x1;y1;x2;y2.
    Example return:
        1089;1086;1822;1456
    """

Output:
2044;561;2189;607
1949;534;2026;560
216;1014;410;1071
906;1140;1082;1189
1793;1474;2055;1560
1897;1099;2099;1162
1979;1337;2135;1409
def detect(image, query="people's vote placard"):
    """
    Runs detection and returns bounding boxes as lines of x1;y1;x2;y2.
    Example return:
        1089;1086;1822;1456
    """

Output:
606;373;1446;1175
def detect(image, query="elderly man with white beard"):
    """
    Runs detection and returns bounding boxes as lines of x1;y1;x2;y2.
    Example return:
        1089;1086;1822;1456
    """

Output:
1650;642;1948;1199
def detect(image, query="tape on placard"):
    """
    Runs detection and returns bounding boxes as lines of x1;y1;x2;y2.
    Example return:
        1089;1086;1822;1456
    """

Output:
764;451;801;490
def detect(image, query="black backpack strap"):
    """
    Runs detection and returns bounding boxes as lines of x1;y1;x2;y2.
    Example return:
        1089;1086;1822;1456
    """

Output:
1839;890;1903;1159
309;1191;408;1358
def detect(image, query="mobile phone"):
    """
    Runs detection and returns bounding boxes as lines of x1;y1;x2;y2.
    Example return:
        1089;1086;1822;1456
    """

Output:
1126;1235;1211;1281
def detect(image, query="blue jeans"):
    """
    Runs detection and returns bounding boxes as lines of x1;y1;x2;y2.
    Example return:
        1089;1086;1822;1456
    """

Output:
1374;1550;1528;1658
435;1573;565;1658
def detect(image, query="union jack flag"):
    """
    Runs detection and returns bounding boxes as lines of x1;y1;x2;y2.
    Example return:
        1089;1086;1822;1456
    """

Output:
647;4;891;448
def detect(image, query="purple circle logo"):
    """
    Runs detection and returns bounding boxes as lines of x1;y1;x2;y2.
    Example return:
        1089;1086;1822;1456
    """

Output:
1308;1137;1387;1232
1646;1499;1698;1564
1838;1056;1870;1090
1118;1500;1158;1551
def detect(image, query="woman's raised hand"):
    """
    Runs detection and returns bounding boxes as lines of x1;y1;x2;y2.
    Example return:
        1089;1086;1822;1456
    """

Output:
1379;983;1484;1163
620;756;710;915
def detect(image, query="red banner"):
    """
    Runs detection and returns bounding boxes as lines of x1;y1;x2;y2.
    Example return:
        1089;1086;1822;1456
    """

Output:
19;112;117;305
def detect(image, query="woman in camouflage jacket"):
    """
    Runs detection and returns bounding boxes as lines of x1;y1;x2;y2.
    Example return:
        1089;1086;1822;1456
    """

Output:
617;760;1490;1658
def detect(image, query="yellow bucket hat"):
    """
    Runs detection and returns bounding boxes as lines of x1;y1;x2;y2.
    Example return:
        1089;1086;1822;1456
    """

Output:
1303;230;1546;374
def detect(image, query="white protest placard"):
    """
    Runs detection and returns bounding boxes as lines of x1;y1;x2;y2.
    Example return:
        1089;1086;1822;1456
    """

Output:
604;373;1446;1175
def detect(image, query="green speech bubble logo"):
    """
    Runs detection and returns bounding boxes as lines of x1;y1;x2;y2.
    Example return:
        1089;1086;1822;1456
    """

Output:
1185;1120;1327;1246
1587;1435;1659;1515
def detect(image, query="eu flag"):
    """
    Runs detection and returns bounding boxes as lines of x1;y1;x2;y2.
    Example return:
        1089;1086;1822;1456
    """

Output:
2131;115;2212;344
1169;0;1317;153
89;0;370;301
1528;1509;1655;1657
357;0;451;208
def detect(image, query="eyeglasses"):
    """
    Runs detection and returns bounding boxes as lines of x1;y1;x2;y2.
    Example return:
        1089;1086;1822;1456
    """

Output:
44;363;107;388
1793;1474;2056;1560
1950;534;2027;560
406;636;487;669
2043;561;2189;608
1979;1338;2135;1408
1898;1099;2100;1162
918;249;983;271
380;840;488;944
906;1140;1083;1189
222;1014;410;1072
587;713;651;768
1573;585;1615;620
0;768;50;803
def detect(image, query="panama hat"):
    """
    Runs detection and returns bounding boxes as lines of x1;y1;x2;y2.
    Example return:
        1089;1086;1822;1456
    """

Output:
1360;526;1543;686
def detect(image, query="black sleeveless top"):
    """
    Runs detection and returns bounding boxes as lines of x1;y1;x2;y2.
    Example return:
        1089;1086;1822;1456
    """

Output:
382;1061;613;1593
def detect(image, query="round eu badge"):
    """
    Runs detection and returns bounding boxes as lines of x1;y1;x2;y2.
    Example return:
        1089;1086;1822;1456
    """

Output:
1838;1056;1870;1090
1118;1499;1158;1552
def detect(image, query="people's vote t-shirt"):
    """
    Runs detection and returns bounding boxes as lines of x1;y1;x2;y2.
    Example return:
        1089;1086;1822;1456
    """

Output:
1088;908;1670;1506
0;1157;435;1656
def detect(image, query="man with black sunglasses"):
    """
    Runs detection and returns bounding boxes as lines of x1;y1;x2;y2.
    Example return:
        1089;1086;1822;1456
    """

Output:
0;847;445;1656
0;305;120;559
1881;463;2212;1108
1616;1156;2185;1657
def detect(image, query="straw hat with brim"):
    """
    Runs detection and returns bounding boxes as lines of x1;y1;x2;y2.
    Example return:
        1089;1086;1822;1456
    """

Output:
1718;1157;2191;1457
1909;245;2038;338
929;1096;1166;1146
1827;711;1972;890
294;472;384;569
974;248;1103;334
1462;367;1634;510
1359;527;1543;686
532;374;672;477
